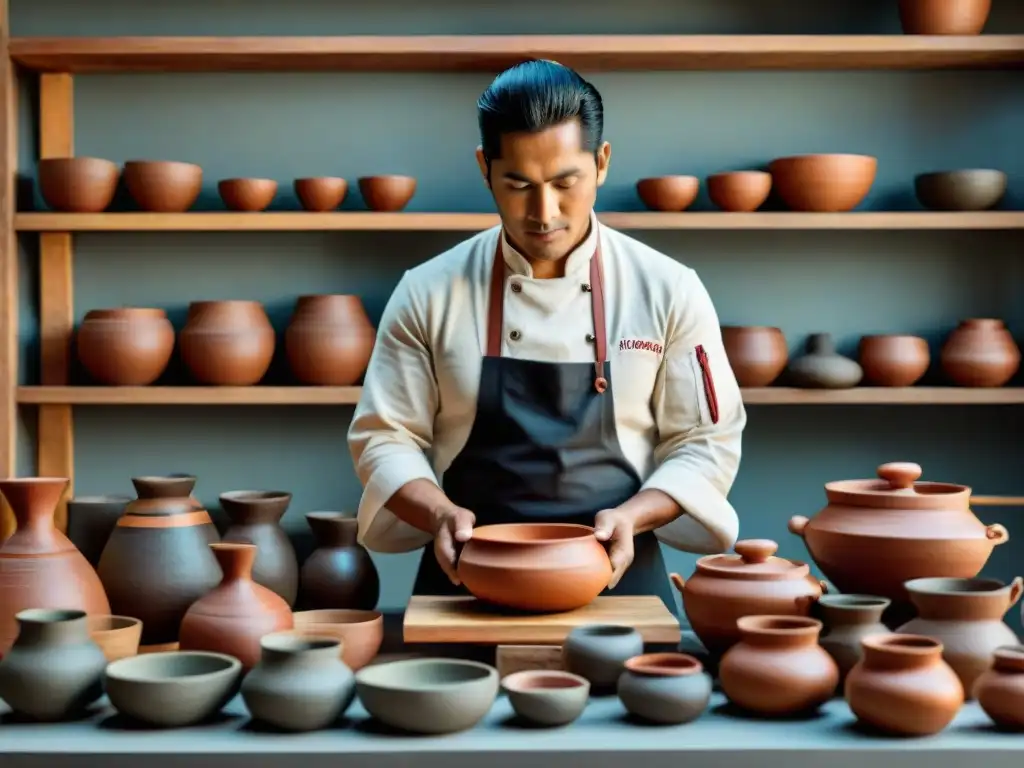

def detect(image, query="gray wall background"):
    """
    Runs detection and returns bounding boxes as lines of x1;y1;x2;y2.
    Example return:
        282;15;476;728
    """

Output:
9;0;1024;628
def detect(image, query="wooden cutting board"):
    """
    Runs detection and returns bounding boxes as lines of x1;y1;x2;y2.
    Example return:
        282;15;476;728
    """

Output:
403;595;680;645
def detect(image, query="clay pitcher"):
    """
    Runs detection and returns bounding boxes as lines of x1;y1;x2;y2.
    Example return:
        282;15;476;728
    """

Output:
220;490;299;606
298;512;380;611
179;300;276;386
0;478;111;657
285;294;376;386
179;543;294;670
897;576;1022;698
940;318;1020;387
816;595;892;684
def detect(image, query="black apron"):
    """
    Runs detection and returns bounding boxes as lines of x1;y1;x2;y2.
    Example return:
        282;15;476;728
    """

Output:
412;234;677;615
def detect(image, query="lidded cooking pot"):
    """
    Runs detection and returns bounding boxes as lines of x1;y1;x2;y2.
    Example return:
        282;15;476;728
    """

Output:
788;461;1009;603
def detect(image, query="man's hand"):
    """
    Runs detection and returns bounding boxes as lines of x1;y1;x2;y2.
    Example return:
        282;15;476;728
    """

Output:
431;505;476;586
593;508;636;589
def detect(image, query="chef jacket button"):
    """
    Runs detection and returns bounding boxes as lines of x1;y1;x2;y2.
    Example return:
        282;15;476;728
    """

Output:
511;282;522;293
509;330;521;341
586;333;596;342
581;283;592;292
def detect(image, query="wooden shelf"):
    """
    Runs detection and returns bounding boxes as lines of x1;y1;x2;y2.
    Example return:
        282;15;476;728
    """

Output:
10;35;1024;73
16;386;1024;407
15;211;1024;233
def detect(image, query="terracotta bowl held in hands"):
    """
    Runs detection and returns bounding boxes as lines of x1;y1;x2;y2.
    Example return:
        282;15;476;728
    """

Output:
358;175;416;211
636;175;699;212
769;154;877;212
707;171;772;212
123;160;203;213
291;609;384;670
898;0;991;35
218;178;278;212
294;177;348;212
39;157;120;213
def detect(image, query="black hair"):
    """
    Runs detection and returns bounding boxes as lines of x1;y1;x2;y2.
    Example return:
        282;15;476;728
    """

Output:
477;59;604;170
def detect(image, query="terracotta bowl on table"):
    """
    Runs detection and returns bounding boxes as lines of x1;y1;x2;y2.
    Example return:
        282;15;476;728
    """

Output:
39;157;120;213
123;160;203;212
87;615;142;662
768;154;877;212
291;609;383;670
501;670;590;727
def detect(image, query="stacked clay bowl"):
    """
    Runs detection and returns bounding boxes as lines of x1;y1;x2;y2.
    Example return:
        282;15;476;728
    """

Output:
769;154;877;212
124;160;203;212
76;308;176;386
39;157;120;213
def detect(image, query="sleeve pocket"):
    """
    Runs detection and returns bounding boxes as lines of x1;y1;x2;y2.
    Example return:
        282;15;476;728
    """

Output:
682;345;720;427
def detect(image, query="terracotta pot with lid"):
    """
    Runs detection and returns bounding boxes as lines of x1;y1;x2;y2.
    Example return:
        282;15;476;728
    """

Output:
789;462;1008;607
670;539;826;656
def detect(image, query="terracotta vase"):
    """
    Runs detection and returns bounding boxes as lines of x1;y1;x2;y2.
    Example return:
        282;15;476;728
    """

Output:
974;644;1024;730
720;326;788;387
220;490;299;606
0;478;111;657
897;576;1022;698
179;300;276;386
669;538;826;656
858;334;930;387
97;475;222;646
787;333;863;388
298;512;380;611
845;634;964;736
815;595;892;684
940;318;1020;388
285;295;376;386
898;0;991;35
179;543;294;670
76;308;176;386
0;608;107;721
719;615;839;716
66;494;132;567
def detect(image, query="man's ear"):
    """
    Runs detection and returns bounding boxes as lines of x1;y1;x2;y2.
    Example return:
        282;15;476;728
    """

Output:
475;146;490;188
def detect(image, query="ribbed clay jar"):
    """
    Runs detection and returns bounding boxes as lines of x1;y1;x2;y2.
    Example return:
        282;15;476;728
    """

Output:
940;318;1020;387
76;308;176;386
179;300;276;386
720;326;788;387
285;295;376;386
858;334;930;387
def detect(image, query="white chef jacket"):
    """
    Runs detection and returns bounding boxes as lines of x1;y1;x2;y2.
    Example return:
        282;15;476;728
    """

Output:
347;212;746;555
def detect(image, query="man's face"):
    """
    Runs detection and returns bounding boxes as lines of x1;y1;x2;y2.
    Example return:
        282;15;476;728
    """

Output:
477;120;610;268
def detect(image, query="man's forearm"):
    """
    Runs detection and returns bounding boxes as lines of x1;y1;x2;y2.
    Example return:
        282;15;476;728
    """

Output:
614;489;683;534
383;479;456;536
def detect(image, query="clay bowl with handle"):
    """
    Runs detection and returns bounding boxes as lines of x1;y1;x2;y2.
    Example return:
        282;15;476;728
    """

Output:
768;154;877;212
357;175;416;211
636;175;699;212
123;160;203;212
456;523;612;613
39;157;120;213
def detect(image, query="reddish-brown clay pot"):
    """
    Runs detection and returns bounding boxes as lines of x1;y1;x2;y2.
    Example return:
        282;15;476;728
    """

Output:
974;645;1024;730
769;154;877;212
721;326;788;387
179;300;276;386
39;157;120;213
898;0;991;34
220;490;298;607
858;334;930;387
218;178;278;212
285;295;376;386
358;175;416;212
123;160;203;213
0;478;111;657
294;177;348;212
670;539;826;656
76;308;175;386
636;176;699;212
707;171;772;212
940;318;1020;388
789;462;1008;608
845;634;964;736
719;615;838;716
457;523;612;612
178;543;294;670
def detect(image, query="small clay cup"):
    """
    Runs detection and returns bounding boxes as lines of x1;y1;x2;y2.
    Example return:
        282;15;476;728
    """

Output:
358;175;416;211
914;170;1007;212
295;177;348;212
858;334;930;387
636;176;699;212
501;670;590;727
39;157;120;213
707;171;772;212
87;615;143;662
123;160;203;212
218;178;278;212
291;609;384;670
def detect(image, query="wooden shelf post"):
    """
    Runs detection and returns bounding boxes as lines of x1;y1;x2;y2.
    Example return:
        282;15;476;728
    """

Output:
0;0;17;539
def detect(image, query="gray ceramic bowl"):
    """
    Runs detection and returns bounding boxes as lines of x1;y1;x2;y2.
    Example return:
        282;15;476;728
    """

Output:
914;169;1007;211
502;670;590;727
104;651;243;727
354;657;498;734
562;624;645;688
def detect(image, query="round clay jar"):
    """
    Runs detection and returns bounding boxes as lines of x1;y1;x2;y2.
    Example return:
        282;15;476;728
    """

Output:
974;645;1024;730
617;653;712;724
562;624;644;689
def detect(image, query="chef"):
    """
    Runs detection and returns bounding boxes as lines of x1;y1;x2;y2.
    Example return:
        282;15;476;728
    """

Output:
347;59;746;612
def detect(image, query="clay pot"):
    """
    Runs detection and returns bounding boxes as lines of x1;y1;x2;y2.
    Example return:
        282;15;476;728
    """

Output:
87;615;142;662
76;307;176;386
707;171;772;213
0;477;111;657
241;632;355;732
858;334;930;387
915;170;1006;211
845;634;963;736
719;615;838;716
178;542;294;670
0;608;107;720
562;625;644;688
218;178;278;212
789;462;1009;608
897;576;1022;698
898;0;991;34
39;157;120;213
769;154;877;212
974;645;1024;730
66;494;131;566
940;318;1020;388
636;176;699;212
501;670;590;727
179;300;276;386
617;653;713;724
298;512;380;611
291;609;384;671
787;333;863;388
220;490;299;606
97;475;222;646
670;539;827;657
358;175;417;212
816;595;892;684
123;160;203;212
285;295;376;386
720;326;788;387
295;177;348;212
456;523;612;613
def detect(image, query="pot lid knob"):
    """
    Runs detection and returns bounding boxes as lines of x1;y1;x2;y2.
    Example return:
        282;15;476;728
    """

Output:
734;539;778;564
877;462;922;490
